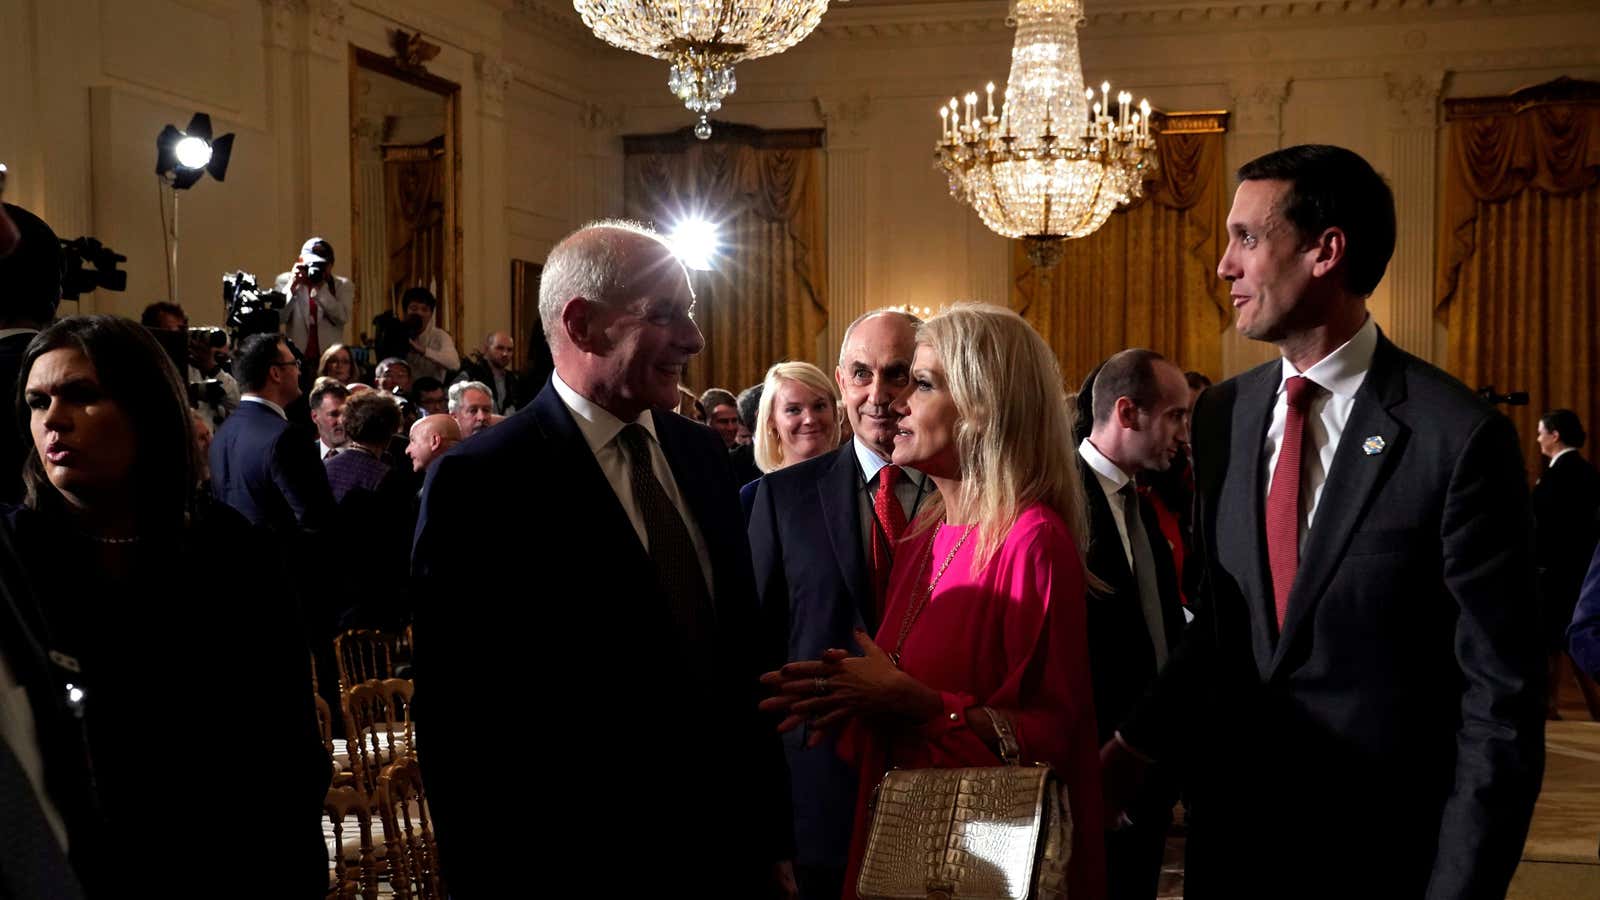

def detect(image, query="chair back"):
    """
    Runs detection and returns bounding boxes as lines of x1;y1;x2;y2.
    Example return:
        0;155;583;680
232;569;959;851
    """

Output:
377;756;445;900
323;786;379;900
341;677;415;796
333;629;400;693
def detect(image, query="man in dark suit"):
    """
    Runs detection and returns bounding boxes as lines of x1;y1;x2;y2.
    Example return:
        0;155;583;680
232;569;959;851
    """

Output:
0;203;62;505
209;333;334;533
1533;408;1600;719
1103;145;1544;899
747;309;925;900
1078;348;1191;900
413;222;793;898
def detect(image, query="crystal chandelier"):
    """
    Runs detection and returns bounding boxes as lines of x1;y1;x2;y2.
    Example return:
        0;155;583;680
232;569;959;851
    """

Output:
575;1;847;140
936;0;1157;270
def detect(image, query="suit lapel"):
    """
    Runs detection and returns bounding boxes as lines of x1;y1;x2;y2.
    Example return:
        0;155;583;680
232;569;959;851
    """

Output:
1222;364;1281;679
530;385;652;570
1270;337;1409;677
817;446;875;630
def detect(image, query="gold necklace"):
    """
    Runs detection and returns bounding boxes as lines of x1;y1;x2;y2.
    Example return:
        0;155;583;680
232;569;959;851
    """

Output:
890;522;976;666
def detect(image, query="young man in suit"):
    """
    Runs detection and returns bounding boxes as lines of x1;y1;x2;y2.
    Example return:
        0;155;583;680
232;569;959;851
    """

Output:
1102;145;1544;899
1533;408;1600;719
412;221;794;898
209;333;334;533
1078;348;1191;900
746;309;925;900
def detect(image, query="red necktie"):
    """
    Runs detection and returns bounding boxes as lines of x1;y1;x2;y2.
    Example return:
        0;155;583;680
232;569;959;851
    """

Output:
870;465;908;615
1266;375;1317;630
304;290;320;368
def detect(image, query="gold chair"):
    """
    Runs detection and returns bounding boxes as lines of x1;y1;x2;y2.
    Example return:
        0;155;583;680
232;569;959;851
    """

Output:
333;629;401;694
341;677;415;797
323;786;380;900
377;756;445;900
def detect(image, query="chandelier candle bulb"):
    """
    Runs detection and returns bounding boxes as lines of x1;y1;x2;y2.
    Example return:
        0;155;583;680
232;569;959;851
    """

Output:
940;106;950;142
986;82;995;118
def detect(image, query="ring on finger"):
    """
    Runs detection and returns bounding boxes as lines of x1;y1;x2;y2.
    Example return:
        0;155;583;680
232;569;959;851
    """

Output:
814;676;831;695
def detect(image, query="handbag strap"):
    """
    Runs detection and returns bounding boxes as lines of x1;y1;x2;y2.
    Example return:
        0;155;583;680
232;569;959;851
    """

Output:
980;705;1020;766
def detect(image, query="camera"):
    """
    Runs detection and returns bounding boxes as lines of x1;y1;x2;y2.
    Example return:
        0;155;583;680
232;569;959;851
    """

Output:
1476;386;1529;407
222;270;288;343
295;261;328;287
189;326;227;349
60;237;128;299
371;310;413;363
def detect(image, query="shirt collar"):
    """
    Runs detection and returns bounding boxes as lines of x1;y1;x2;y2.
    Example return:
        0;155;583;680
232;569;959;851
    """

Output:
551;371;658;455
852;437;925;488
1553;447;1579;465
1078;437;1132;492
1277;313;1378;400
241;394;287;420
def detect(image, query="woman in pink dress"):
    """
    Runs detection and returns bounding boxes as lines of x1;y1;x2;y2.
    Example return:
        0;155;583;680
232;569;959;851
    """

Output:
762;303;1106;900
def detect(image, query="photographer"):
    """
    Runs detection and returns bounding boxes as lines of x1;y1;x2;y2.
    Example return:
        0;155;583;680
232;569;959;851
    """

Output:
399;286;459;382
273;237;350;375
140;301;240;426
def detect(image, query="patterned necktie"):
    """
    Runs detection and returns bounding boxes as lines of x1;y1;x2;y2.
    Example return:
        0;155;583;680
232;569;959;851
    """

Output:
870;465;908;617
1119;483;1169;669
616;423;715;651
1266;375;1318;630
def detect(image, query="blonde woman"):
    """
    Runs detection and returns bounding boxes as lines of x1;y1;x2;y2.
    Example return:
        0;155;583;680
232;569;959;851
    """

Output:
741;361;841;512
317;342;358;384
761;303;1105;899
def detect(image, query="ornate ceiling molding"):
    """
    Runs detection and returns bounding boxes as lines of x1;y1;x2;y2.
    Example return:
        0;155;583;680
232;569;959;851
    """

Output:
814;0;1590;39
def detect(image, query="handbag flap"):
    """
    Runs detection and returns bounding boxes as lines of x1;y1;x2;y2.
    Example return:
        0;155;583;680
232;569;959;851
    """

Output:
857;766;1052;900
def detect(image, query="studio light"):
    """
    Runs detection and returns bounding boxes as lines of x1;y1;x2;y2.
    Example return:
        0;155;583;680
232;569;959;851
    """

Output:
155;113;234;190
668;218;719;272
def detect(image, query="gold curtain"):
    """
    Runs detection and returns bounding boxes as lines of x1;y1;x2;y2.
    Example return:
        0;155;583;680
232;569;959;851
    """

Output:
1436;79;1600;482
624;125;827;393
383;140;446;311
1009;113;1231;389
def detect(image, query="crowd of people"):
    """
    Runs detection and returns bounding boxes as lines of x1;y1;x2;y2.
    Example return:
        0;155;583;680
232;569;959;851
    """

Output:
0;142;1593;900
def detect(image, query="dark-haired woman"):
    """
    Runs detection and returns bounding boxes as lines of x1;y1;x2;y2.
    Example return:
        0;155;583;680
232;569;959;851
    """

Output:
3;315;328;894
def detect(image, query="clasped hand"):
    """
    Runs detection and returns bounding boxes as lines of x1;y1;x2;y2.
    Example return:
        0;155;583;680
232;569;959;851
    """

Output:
758;628;941;747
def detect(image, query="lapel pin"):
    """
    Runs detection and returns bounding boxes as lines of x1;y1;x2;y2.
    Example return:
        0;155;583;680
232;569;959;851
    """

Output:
1361;435;1386;456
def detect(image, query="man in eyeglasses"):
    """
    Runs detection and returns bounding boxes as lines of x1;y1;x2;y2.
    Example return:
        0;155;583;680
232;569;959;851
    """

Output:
209;332;334;533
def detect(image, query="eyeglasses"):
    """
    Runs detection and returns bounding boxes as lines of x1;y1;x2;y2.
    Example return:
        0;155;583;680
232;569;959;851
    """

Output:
273;359;302;369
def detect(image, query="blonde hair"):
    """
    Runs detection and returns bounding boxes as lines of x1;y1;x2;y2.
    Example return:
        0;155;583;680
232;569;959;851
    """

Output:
912;303;1090;573
317;342;355;380
753;361;841;473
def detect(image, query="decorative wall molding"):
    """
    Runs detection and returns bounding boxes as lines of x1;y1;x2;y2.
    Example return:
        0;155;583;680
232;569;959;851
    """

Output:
815;93;874;144
812;0;1591;40
309;0;349;58
1226;76;1290;136
1385;69;1447;126
262;0;302;50
475;52;515;117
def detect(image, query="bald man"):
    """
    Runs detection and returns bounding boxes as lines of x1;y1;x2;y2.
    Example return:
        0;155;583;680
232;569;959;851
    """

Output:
405;414;460;474
412;220;792;897
454;329;528;414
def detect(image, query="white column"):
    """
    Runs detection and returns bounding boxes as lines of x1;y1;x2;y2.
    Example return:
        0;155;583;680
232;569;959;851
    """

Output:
475;53;514;341
1383;70;1446;363
817;94;873;369
1219;75;1291;378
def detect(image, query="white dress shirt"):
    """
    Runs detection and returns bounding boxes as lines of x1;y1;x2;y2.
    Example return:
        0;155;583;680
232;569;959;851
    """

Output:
552;373;715;597
1262;314;1379;551
406;324;461;383
317;439;341;461
852;438;929;561
240;394;288;420
1078;438;1136;570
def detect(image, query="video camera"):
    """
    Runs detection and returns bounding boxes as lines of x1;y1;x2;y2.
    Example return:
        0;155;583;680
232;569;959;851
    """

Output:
147;326;232;422
222;270;287;343
60;237;128;299
1476;386;1529;407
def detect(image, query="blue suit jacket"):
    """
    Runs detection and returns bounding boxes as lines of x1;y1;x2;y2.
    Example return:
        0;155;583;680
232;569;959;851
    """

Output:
208;400;333;532
411;381;790;897
1570;543;1600;677
747;443;883;870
